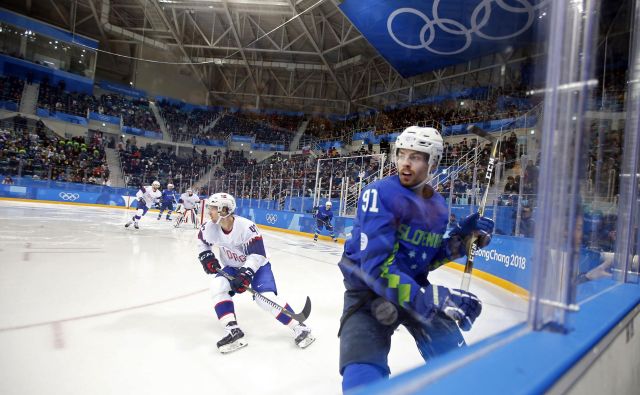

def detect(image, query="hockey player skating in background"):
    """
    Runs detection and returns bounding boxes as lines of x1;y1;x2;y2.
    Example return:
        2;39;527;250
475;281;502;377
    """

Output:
197;192;315;353
175;188;200;228
313;201;338;242
337;126;495;392
125;180;162;229
157;183;178;221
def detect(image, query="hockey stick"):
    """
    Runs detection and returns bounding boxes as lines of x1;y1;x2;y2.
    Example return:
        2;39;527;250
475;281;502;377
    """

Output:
216;269;312;323
460;125;500;291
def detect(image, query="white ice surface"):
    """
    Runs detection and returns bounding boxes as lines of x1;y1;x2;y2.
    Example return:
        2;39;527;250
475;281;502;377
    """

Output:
0;201;527;395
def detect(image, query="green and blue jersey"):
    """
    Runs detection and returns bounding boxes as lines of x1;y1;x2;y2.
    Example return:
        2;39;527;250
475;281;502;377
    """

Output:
341;175;452;309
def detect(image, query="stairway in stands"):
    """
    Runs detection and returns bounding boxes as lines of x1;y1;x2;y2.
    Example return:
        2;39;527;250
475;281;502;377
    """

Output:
289;119;309;151
104;148;126;187
19;83;39;115
149;101;170;141
201;114;223;134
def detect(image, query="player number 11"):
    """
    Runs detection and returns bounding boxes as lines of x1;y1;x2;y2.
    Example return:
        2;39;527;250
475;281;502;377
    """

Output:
361;189;379;213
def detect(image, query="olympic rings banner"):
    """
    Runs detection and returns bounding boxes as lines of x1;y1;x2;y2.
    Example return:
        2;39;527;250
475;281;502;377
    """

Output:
35;188;128;206
339;0;549;77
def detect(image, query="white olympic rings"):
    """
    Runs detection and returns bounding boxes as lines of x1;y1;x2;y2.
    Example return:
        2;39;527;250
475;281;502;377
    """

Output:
387;0;549;55
266;213;278;224
59;192;80;201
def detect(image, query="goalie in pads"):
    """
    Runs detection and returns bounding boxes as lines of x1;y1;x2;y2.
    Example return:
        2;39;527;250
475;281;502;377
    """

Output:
197;192;315;353
175;189;200;228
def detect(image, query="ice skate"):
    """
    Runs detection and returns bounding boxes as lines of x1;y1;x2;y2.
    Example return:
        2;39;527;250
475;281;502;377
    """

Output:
217;321;247;354
125;220;132;228
134;222;139;229
293;323;315;349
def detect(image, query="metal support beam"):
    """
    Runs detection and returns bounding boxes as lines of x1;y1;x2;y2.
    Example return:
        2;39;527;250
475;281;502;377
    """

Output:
49;0;69;27
185;12;212;47
222;0;259;91
288;0;350;101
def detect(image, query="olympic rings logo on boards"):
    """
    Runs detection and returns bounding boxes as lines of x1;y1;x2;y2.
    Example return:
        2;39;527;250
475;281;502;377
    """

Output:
386;0;549;56
266;214;278;224
59;192;80;201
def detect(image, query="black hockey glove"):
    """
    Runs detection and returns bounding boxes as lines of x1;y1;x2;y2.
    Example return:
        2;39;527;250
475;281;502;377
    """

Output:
198;250;220;274
415;284;482;331
230;267;255;294
136;197;147;208
451;212;494;248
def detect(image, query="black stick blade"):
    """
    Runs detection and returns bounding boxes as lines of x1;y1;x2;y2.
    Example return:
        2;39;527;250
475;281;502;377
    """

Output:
291;296;312;323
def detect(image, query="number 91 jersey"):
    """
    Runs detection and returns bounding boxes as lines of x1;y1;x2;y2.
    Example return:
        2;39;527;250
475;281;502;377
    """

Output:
197;216;268;272
342;175;449;289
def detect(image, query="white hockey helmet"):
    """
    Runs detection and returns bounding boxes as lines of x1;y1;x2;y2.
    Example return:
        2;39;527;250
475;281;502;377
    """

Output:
187;188;193;195
167;183;174;190
394;126;444;171
325;201;332;208
152;180;160;189
207;193;237;220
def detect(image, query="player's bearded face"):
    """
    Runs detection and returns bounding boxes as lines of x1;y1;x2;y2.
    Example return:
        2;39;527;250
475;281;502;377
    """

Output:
396;149;430;187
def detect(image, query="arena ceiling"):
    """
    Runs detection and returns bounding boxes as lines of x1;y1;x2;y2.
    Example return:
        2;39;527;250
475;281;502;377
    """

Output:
2;0;533;113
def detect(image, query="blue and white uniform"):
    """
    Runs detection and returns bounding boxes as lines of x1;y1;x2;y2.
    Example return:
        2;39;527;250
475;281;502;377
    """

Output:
338;175;466;388
158;188;178;220
314;203;337;241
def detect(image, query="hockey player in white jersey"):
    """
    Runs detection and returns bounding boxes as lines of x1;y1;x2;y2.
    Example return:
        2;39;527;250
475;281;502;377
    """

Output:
125;181;162;229
175;189;201;228
197;192;315;353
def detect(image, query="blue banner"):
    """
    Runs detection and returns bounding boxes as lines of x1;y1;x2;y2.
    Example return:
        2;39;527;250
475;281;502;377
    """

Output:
234;206;354;239
98;81;147;99
352;130;375;141
340;0;546;77
0;178;135;205
0;100;18;111
122;126;162;139
454;235;532;291
441;116;538;136
89;112;120;125
36;108;88;125
317;141;342;150
231;135;255;143
192;138;226;147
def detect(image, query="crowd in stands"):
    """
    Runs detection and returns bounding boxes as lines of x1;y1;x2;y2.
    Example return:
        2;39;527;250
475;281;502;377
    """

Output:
158;100;304;147
34;79;160;132
0;118;110;185
206;147;383;211
158;100;222;142
98;93;160;131
437;131;524;204
117;136;217;191
29;79;160;131
37;80;94;117
306;88;536;140
211;114;293;146
0;75;24;103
